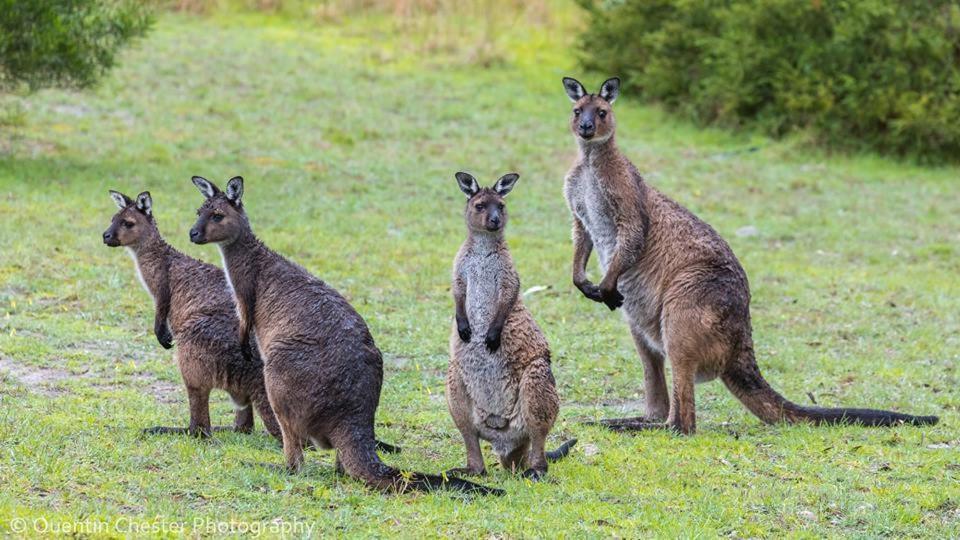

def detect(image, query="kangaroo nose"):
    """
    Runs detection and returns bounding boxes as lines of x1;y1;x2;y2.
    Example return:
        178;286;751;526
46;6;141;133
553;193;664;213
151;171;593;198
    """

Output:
580;122;594;131
189;228;200;240
102;231;113;241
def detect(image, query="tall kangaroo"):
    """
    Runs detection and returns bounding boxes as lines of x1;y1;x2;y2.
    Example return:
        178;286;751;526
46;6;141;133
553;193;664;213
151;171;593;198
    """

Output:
188;176;501;495
102;190;282;440
560;77;939;434
447;172;576;479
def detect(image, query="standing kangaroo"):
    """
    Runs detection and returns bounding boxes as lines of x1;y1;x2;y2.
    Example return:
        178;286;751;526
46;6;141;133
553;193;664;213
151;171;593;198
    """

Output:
560;77;939;434
102;190;282;440
447;172;576;479
188;176;501;495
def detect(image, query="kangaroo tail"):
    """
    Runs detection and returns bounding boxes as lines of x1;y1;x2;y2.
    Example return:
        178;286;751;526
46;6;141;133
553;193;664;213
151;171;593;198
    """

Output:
546;438;578;462
721;349;938;427
375;440;402;454
338;434;503;496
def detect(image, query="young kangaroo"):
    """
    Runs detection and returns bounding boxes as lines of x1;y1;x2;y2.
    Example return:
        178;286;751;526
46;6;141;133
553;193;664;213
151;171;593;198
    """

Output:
447;172;577;480
102;190;282;440
188;175;501;495
560;77;939;434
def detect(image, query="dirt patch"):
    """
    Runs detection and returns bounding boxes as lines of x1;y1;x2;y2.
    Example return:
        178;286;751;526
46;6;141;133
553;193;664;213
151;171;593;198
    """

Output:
68;339;133;361
133;374;181;404
384;354;411;369
79;376;182;405
0;354;182;403
0;355;71;396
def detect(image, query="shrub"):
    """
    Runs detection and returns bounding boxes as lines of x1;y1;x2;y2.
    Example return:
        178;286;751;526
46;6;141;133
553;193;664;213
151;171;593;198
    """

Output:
576;0;960;163
0;0;153;91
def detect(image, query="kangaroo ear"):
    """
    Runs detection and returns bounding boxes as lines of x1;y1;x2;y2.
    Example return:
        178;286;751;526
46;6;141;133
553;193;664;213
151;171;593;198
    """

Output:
192;176;219;199
563;77;587;102
455;172;479;198
135;191;153;216
599;77;620;103
493;173;519;197
109;190;133;210
225;176;243;205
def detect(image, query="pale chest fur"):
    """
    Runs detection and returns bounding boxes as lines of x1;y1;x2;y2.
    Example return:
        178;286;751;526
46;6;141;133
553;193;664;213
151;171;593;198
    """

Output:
565;161;664;349
565;163;618;272
452;238;521;422
126;248;154;301
459;248;503;332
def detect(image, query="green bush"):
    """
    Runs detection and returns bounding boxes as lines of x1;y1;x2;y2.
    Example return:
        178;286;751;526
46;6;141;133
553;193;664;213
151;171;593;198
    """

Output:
576;0;960;163
0;0;153;91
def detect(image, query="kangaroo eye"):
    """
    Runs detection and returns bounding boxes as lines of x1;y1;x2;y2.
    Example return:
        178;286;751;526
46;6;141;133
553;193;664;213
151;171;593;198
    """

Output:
211;213;224;223
475;204;485;211
573;108;581;116
598;110;607;118
122;220;135;228
497;203;505;210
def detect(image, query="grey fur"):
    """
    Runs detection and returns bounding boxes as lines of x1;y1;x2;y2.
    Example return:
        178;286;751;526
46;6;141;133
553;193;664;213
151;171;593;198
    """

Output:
447;174;574;479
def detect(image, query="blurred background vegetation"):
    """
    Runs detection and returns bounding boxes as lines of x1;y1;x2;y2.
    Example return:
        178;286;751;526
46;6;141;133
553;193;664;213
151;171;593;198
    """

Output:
0;0;152;91
173;0;568;68
577;0;960;164
4;0;960;163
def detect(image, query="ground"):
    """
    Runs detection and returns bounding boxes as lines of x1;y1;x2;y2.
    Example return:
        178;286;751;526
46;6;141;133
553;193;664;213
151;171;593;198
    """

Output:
0;7;957;539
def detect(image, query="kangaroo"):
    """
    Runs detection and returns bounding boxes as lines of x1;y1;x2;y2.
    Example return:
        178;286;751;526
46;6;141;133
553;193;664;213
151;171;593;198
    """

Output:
447;172;577;480
102;190;282;440
560;77;939;434
188;175;501;495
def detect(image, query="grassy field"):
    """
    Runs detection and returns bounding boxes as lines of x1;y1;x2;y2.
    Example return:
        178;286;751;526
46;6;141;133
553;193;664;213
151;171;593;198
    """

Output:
1;5;958;538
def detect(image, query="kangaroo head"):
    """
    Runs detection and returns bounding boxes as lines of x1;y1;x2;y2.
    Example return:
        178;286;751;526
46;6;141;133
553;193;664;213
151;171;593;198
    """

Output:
562;76;620;143
455;172;519;235
103;190;156;248
189;176;247;245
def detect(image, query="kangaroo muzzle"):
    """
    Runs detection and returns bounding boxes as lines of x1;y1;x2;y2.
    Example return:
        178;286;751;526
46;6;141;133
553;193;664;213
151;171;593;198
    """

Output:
486;209;503;231
102;229;119;247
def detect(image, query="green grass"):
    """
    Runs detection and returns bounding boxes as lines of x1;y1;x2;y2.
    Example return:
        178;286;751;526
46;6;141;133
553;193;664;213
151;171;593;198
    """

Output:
1;6;958;538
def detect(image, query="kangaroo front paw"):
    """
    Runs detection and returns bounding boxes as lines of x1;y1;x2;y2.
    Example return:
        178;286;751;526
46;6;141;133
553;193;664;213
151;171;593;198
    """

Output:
575;280;604;303
457;323;471;343
599;286;624;310
484;331;501;353
156;330;174;349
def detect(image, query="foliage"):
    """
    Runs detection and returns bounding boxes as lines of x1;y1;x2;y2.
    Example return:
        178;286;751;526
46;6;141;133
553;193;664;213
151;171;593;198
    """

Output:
576;0;960;163
0;0;152;91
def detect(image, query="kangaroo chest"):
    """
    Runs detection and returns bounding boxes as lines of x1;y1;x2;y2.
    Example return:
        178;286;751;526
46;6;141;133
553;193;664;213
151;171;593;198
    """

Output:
566;165;618;272
462;252;502;331
456;248;521;423
567;163;664;344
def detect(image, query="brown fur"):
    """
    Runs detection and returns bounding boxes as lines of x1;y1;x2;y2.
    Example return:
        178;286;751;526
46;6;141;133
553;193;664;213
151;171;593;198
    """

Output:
102;190;281;440
560;77;939;434
446;172;575;479
188;176;501;496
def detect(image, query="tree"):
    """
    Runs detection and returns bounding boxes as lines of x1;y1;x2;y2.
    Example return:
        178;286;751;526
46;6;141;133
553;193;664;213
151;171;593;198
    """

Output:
0;0;153;92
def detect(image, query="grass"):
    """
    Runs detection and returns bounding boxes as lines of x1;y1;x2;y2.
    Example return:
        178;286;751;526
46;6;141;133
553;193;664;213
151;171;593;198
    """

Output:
0;5;958;538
